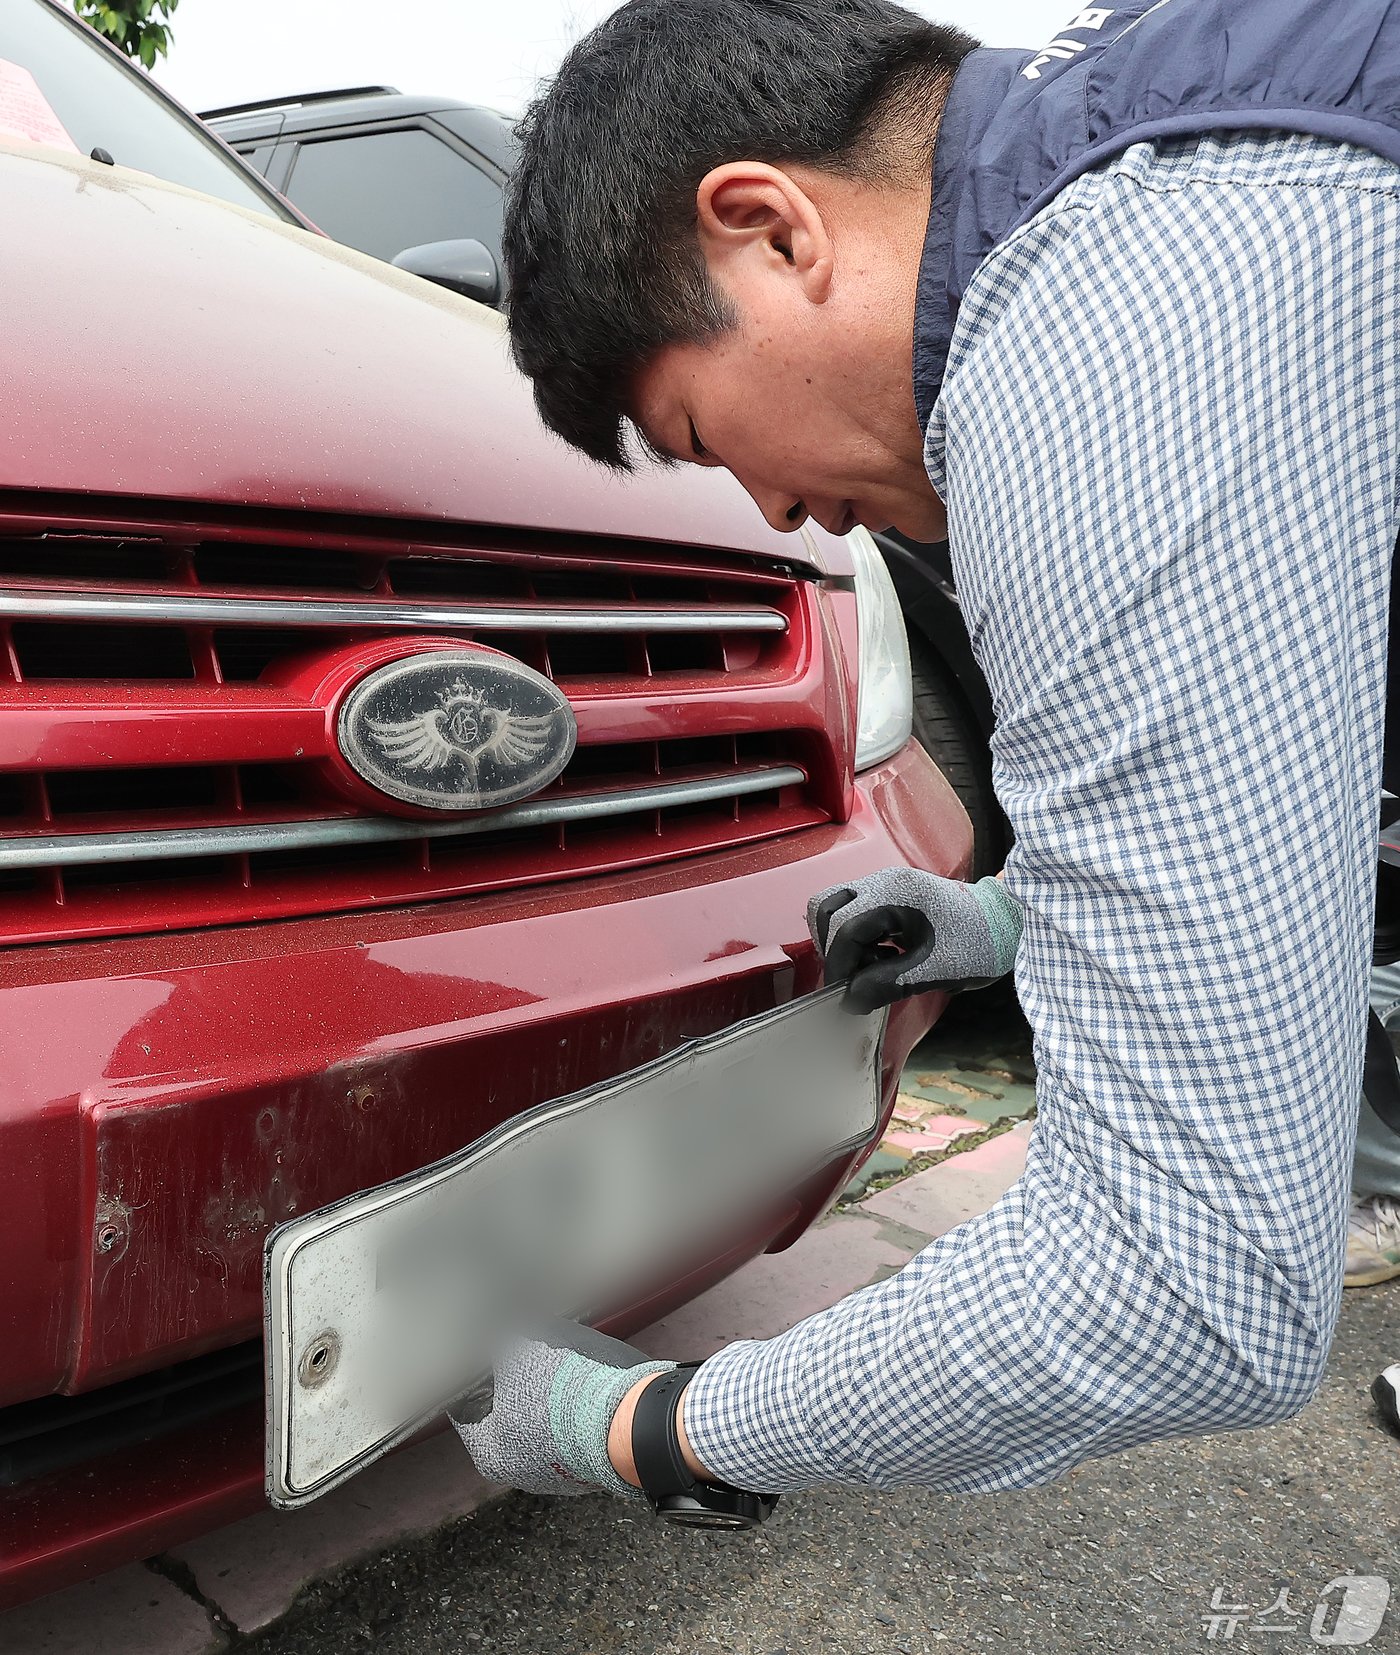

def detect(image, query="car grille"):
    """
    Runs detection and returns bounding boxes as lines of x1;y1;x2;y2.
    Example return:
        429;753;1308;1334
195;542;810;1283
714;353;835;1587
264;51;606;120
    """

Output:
0;504;841;945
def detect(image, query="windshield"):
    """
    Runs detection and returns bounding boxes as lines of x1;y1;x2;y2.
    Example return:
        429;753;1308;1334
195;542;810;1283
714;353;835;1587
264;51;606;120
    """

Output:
0;0;297;220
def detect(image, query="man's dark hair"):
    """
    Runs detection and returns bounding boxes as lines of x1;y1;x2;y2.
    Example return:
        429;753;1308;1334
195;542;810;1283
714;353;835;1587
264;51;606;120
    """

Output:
505;0;977;468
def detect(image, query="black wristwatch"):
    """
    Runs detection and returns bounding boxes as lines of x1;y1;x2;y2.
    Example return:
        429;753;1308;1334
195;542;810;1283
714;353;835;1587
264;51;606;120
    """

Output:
630;1364;780;1529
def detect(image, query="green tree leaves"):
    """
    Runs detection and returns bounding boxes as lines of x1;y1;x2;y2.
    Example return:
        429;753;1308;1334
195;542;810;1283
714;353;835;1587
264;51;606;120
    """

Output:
73;1;179;70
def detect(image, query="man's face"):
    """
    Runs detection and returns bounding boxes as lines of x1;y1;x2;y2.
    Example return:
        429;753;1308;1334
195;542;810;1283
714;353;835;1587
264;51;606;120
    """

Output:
628;162;948;543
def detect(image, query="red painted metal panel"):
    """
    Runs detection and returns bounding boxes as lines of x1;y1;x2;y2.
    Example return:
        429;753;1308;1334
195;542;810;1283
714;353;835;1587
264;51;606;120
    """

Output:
0;147;853;578
0;745;970;1603
0;744;967;1391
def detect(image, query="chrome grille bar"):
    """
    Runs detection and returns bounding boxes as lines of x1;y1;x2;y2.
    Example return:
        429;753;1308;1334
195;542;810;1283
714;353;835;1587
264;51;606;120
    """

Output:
0;765;806;870
0;587;788;634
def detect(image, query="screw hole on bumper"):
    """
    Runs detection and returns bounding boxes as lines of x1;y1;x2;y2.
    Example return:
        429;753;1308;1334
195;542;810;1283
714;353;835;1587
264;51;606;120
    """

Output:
96;1224;120;1253
298;1330;341;1389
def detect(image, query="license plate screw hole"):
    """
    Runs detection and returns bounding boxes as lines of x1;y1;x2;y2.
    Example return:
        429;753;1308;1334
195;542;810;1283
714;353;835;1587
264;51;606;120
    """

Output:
96;1223;120;1253
298;1329;341;1389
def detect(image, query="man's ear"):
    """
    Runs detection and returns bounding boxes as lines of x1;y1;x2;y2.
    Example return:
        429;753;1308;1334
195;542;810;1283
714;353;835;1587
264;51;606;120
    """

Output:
695;162;833;302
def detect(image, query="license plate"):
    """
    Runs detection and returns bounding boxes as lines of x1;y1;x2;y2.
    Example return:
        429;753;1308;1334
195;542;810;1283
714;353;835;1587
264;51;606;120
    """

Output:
264;987;886;1507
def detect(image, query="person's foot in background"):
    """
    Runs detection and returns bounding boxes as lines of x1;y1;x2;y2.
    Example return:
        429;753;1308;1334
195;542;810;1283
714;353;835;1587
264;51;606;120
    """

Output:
1345;1194;1400;1286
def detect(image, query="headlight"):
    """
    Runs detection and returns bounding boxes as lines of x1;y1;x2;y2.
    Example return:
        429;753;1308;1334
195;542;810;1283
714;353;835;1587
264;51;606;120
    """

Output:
847;526;912;770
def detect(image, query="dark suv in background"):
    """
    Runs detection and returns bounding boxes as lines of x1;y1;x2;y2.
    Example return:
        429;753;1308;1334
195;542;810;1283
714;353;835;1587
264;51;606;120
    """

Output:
206;86;1003;873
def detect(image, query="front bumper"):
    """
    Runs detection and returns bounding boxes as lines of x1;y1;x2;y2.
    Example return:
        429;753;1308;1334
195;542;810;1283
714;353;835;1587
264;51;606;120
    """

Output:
0;741;970;1603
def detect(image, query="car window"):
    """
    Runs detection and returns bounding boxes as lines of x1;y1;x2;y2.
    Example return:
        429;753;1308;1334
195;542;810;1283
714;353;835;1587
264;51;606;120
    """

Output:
0;0;293;219
231;143;276;177
283;128;504;262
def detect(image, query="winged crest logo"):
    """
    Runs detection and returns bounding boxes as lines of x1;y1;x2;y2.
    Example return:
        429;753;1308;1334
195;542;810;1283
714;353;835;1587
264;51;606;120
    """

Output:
369;677;558;782
336;651;576;812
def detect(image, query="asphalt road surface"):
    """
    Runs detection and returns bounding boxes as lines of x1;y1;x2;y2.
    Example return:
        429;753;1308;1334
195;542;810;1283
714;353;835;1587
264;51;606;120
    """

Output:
248;1277;1400;1654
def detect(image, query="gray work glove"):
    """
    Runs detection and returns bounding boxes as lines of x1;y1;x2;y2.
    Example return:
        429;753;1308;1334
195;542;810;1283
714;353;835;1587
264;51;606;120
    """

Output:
451;1321;674;1500
808;869;1023;1014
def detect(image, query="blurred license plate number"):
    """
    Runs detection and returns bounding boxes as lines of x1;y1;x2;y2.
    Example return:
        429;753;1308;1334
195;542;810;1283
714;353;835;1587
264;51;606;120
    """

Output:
265;987;885;1507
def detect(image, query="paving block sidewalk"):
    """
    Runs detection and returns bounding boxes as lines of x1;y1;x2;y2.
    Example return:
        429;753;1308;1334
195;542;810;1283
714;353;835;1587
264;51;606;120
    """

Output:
844;992;1035;1197
1;1003;1034;1655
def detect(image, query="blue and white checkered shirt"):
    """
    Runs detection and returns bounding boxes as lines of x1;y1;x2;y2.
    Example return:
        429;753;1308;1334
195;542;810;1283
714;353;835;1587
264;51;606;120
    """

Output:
685;131;1400;1493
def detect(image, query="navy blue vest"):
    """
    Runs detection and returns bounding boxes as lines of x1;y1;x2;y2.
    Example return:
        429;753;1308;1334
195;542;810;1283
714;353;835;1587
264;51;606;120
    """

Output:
914;0;1400;799
914;0;1400;430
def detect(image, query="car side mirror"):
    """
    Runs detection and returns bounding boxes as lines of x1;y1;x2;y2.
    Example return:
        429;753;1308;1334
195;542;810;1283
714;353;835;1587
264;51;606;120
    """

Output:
391;239;501;306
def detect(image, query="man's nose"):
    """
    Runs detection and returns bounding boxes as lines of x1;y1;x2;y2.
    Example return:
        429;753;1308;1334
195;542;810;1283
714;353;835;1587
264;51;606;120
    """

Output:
742;482;808;534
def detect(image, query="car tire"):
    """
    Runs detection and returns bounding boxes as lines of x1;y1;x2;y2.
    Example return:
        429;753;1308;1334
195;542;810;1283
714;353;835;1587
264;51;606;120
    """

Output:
908;636;1005;880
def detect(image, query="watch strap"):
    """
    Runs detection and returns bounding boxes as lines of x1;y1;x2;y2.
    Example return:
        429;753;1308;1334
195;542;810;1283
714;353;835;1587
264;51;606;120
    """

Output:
631;1362;703;1504
630;1363;782;1529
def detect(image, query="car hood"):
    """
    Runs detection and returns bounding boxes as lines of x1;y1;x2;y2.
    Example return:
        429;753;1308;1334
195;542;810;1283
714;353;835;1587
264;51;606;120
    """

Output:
0;141;850;575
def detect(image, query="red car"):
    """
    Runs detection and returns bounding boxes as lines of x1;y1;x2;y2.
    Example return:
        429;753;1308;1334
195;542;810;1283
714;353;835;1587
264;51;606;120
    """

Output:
0;1;971;1607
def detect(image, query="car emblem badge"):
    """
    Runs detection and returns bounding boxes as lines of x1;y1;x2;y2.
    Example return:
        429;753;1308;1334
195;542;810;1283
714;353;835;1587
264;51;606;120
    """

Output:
337;650;577;811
